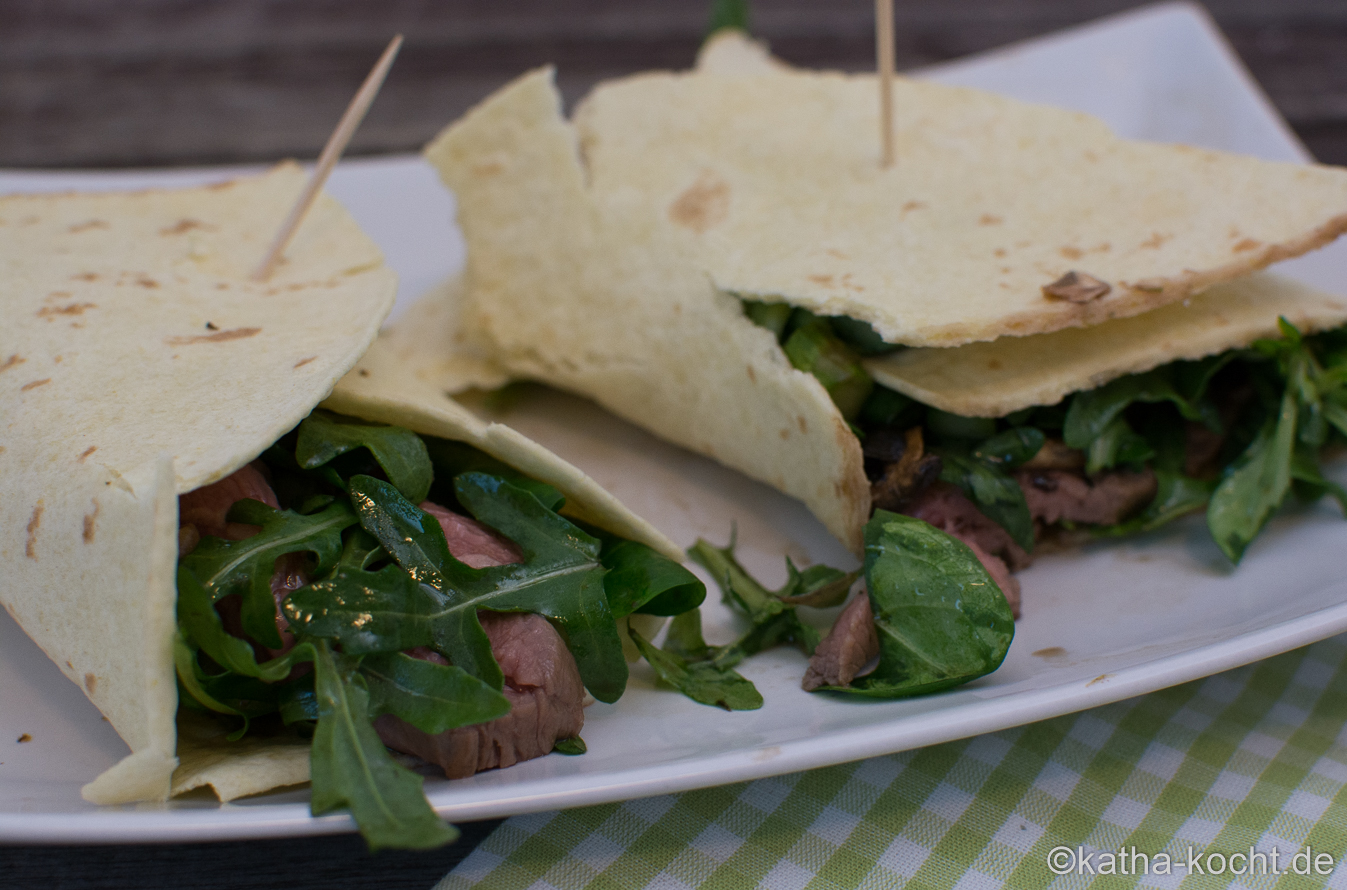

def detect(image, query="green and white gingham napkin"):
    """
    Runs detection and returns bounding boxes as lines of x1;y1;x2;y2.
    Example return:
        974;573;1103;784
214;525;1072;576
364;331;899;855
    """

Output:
438;635;1347;889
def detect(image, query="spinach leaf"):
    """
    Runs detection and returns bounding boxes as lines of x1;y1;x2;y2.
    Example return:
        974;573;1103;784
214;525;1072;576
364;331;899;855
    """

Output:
629;616;763;711
823;512;1014;698
937;451;1035;552
308;641;458;851
598;537;706;618
361;652;510;734
296;411;433;504
1207;386;1297;563
179;499;355;649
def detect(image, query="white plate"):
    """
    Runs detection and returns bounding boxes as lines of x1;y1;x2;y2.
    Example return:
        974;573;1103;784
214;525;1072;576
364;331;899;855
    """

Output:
5;1;1347;843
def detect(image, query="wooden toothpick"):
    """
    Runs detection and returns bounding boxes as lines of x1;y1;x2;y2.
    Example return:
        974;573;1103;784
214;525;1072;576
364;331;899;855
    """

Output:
252;34;404;281
875;0;895;168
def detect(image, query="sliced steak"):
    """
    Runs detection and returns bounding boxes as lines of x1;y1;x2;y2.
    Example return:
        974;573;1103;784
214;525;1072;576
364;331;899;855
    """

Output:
376;611;585;778
179;463;303;656
802;592;879;691
421;500;523;568
1016;468;1157;527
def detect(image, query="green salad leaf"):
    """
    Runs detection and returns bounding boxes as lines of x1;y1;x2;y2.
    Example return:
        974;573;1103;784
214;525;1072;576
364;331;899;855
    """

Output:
782;316;874;421
688;537;820;661
297;410;433;504
937;451;1034;552
1207;383;1298;562
629;613;763;711
597;536;707;617
822;512;1014;698
424;438;565;511
179;499;356;650
362;652;511;734
308;641;458;851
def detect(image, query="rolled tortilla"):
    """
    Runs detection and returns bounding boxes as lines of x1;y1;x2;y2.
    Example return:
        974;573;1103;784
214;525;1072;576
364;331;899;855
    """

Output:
0;165;677;805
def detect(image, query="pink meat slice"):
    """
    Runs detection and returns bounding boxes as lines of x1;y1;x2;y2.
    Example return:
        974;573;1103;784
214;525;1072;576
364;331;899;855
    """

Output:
802;593;878;691
178;462;303;656
1015;468;1158;527
420;500;523;568
375;611;586;778
904;482;1025;617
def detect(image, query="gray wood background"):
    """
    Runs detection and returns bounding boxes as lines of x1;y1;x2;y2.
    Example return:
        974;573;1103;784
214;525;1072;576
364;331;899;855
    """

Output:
4;0;1345;168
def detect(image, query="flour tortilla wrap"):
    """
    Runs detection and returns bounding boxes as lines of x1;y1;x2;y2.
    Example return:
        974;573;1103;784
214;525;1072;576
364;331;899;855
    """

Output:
426;50;1347;553
0;165;678;805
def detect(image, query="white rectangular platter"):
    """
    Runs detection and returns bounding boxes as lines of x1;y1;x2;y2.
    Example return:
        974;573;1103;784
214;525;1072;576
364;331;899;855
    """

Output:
4;1;1347;842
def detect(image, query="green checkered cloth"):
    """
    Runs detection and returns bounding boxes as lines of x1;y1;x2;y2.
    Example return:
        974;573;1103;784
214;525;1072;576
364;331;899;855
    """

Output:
438;636;1347;889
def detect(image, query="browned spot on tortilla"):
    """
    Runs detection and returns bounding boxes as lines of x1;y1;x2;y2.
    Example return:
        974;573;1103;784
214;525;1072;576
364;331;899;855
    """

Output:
65;661;72;669
136;276;160;289
1033;646;1067;658
979;214;1002;226
669;171;730;233
472;161;504;176
45;291;72;301
825;249;848;259
1084;150;1098;162
17;734;31;743
205;179;237;191
166;326;261;346
901;201;926;213
36;302;96;319
53;355;62;363
746;365;756;383
68;220;109;233
21;378;51;391
988;359;1002;370
0;355;24;373
84;673;97;694
71;272;100;282
840;273;864;293
1086;674;1110;686
797;415;808;434
779;429;791;440
1059;246;1083;260
78;446;97;461
993;248;1007;257
294;355;318;369
1140;232;1172;250
358;368;370;377
1042;271;1110;303
160;218;213;236
808;274;835;286
25;502;43;559
1233;238;1261;253
83;499;100;543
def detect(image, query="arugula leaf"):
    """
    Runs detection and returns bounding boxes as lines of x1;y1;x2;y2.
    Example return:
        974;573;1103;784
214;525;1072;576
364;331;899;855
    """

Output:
424;438;564;511
782;316;874;421
296;411;433;504
706;0;751;36
937;451;1035;552
553;737;587;755
325;473;627;704
1207;386;1297;563
973;427;1045;467
596;536;707;617
823;512;1014;698
308;641;458;851
179;499;355;649
629;617;763;711
1064;368;1216;461
362;652;510;734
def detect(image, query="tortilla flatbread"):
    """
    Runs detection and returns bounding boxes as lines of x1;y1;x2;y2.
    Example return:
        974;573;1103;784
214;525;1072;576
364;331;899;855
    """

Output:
427;69;870;553
866;271;1347;417
572;38;1347;348
2;166;680;806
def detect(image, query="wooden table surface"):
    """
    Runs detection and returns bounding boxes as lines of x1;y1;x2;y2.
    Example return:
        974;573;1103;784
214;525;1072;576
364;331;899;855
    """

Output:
3;1;1345;887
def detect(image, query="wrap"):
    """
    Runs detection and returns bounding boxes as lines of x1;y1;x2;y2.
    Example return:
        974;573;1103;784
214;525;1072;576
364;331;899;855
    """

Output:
425;37;1347;553
0;164;677;805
